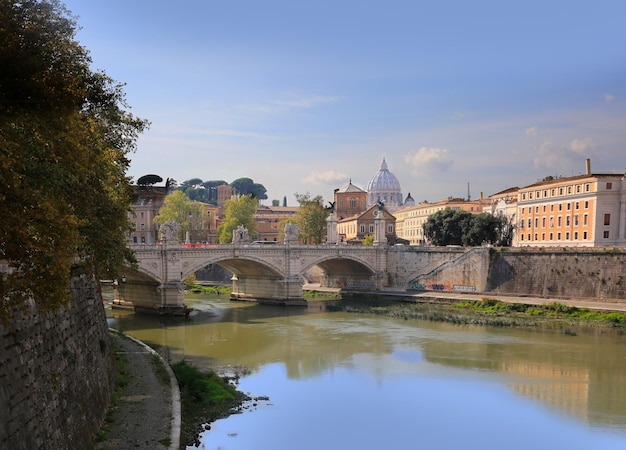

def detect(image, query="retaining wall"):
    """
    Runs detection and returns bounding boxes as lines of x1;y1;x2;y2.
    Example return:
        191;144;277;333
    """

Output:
0;266;115;450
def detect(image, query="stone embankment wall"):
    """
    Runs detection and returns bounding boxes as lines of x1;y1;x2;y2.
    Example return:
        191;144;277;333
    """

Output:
402;247;626;301
0;266;115;450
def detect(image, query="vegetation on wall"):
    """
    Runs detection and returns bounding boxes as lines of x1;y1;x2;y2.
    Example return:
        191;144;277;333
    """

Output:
0;0;148;322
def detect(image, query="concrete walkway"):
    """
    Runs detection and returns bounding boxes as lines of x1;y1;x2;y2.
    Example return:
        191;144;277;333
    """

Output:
95;331;181;450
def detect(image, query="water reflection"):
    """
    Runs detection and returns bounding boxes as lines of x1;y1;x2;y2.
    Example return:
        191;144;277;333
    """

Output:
106;293;626;449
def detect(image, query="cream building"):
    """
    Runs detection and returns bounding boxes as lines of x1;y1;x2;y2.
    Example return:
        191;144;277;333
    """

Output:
516;160;626;247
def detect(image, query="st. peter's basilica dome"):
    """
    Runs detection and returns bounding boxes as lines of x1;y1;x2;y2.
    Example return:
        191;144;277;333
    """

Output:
366;158;404;209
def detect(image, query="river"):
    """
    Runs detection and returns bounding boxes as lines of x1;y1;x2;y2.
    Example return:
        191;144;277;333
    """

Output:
106;293;626;450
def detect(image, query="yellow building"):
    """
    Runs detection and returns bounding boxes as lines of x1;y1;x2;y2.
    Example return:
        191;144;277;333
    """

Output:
395;198;485;245
337;205;397;244
128;186;169;245
254;205;298;242
516;161;626;247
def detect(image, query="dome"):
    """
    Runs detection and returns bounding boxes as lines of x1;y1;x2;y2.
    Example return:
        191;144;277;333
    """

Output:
367;158;403;209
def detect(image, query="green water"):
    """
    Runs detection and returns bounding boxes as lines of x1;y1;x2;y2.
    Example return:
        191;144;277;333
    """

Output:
106;293;626;450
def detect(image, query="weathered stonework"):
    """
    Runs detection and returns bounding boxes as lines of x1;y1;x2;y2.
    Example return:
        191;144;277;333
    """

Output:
0;266;115;450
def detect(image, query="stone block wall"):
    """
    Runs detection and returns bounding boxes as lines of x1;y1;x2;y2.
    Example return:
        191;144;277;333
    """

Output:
0;266;115;450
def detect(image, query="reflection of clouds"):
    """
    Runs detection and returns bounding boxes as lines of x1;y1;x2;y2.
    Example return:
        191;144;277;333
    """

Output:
392;349;423;363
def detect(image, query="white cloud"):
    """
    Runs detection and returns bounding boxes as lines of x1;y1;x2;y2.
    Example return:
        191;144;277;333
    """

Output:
569;138;596;155
604;93;615;102
404;147;453;175
303;170;349;185
525;126;539;137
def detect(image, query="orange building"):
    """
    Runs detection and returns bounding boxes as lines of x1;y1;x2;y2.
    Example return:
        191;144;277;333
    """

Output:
516;162;626;247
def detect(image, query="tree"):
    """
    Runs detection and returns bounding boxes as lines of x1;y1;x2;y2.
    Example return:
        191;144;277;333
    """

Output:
153;191;205;242
293;193;328;244
137;174;163;187
424;208;512;247
0;0;148;321
217;196;258;243
230;177;268;200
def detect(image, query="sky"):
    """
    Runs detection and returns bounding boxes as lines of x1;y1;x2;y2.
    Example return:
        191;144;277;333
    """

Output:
63;0;626;205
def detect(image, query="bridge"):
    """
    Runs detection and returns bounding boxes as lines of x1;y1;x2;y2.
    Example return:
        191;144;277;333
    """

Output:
114;243;389;313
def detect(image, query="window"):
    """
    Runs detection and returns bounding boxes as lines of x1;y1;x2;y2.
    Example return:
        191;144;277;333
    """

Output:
542;217;546;227
604;214;611;226
606;182;613;190
541;233;545;240
529;192;533;199
543;190;548;197
584;201;589;209
387;224;393;233
549;233;553;240
558;232;562;240
568;186;572;194
140;212;145;219
550;204;554;212
140;223;145;230
520;234;524;241
567;203;571;211
535;206;539;213
585;183;590;192
521;207;525;214
604;231;610;238
522;193;526;200
543;205;546;212
574;232;578;240
583;231;587;239
527;218;531;228
566;232;570;240
557;217;562;227
558;204;562;211
574;215;579;226
360;224;365;233
575;202;579;210
527;234;531;241
566;216;570;227
534;218;538;228
576;185;581;193
349;198;356;208
559;188;563;195
534;233;538;240
369;224;374;233
583;214;588;226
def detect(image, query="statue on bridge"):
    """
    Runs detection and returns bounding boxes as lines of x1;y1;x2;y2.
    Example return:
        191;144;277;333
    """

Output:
159;220;180;243
232;224;249;244
284;222;300;245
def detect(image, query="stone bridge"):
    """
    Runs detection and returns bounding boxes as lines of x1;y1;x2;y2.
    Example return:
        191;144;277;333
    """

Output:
114;243;389;313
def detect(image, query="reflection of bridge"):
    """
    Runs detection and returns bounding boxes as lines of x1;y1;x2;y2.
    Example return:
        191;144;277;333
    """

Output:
115;243;390;313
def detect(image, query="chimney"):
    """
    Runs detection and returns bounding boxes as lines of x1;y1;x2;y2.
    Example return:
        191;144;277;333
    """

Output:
585;158;591;175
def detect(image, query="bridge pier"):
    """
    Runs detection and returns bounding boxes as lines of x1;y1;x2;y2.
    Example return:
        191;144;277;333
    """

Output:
230;275;306;306
113;275;189;315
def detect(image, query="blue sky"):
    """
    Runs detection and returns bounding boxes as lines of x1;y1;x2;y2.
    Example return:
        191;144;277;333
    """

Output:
64;0;626;205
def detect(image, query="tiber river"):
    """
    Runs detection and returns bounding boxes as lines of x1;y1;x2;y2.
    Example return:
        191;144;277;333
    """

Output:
106;293;626;450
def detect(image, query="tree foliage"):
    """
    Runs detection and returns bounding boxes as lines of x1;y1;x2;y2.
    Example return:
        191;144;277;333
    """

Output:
423;208;512;247
0;0;148;320
293;193;328;244
178;178;227;204
137;174;163;187
153;191;206;242
230;177;267;200
217;196;258;243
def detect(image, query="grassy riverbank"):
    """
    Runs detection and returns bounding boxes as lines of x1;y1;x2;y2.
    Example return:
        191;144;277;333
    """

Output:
171;360;251;448
326;295;626;332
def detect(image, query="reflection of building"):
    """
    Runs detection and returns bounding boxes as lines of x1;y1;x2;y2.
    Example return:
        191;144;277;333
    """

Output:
501;361;590;422
367;158;404;210
394;197;485;245
128;186;169;245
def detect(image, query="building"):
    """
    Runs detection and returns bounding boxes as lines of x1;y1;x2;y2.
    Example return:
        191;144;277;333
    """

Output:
366;158;404;210
334;180;368;220
128;186;170;245
254;205;298;242
337;204;397;244
516;160;626;247
394;197;485;245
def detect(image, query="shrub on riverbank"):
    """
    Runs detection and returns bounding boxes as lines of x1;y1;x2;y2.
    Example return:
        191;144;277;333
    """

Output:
186;284;232;295
171;360;249;447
